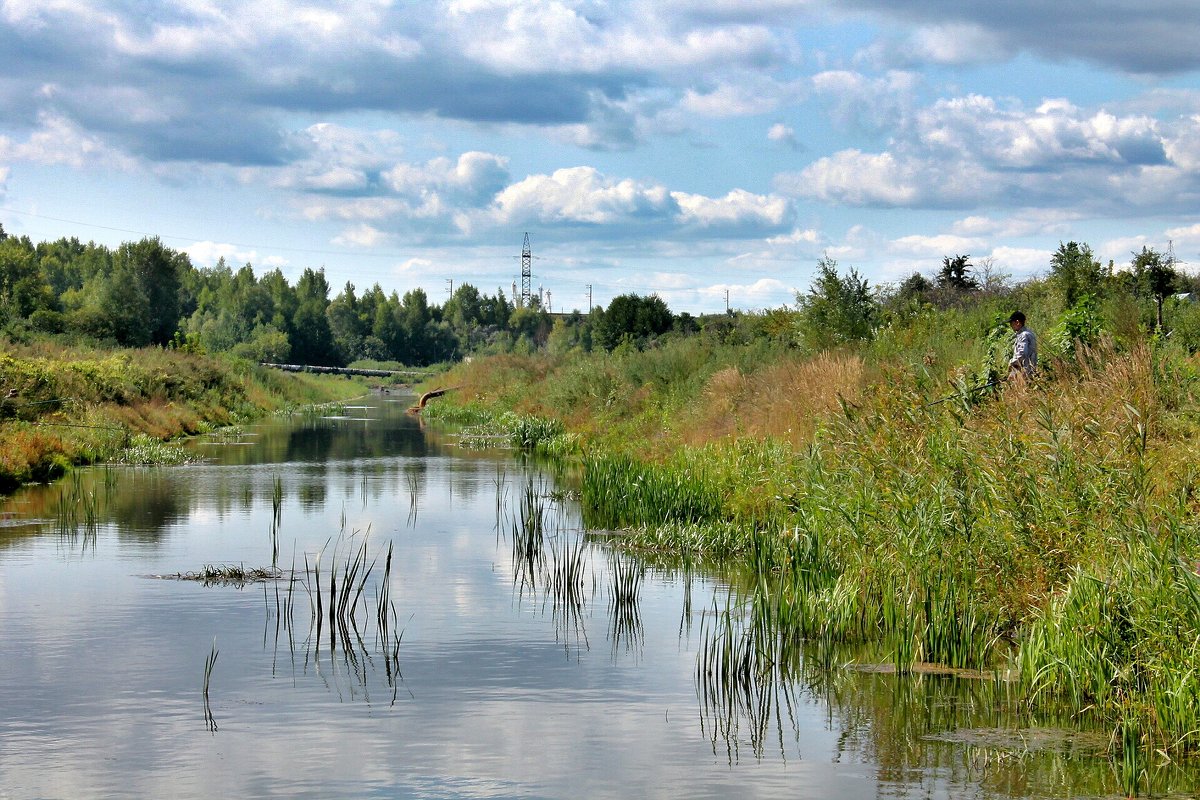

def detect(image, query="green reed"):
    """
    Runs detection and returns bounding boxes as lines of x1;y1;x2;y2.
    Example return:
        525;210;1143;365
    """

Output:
202;637;218;732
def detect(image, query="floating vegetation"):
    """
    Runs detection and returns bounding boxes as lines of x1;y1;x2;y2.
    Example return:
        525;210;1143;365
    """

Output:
167;564;284;587
200;425;258;446
113;434;206;466
424;403;577;455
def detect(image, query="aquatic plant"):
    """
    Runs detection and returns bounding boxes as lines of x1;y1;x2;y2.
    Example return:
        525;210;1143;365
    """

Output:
202;638;218;733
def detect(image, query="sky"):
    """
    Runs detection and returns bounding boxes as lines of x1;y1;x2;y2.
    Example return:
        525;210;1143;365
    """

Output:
1;1;1199;315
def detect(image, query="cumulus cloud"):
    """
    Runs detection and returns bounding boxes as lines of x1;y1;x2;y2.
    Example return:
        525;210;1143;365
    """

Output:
491;166;677;226
487;166;792;238
776;91;1200;214
987;246;1051;278
384;152;510;205
777;149;988;207
672;188;791;229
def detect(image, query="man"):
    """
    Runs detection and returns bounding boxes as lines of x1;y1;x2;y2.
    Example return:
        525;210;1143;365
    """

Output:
1007;311;1037;379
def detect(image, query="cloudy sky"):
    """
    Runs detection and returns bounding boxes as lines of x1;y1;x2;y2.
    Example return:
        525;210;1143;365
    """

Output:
2;0;1199;313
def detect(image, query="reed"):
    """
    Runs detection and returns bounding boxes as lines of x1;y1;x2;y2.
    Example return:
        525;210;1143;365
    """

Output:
202;637;218;732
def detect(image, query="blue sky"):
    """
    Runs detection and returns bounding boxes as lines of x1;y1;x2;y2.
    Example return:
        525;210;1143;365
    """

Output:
2;0;1199;314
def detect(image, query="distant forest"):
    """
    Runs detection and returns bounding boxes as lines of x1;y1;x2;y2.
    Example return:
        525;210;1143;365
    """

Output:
0;226;664;366
2;223;1199;366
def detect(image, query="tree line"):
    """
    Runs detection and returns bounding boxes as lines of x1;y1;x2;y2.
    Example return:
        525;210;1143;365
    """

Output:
0;226;698;366
2;223;1197;365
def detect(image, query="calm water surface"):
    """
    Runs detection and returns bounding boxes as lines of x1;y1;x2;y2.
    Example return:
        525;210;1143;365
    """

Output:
0;397;1187;798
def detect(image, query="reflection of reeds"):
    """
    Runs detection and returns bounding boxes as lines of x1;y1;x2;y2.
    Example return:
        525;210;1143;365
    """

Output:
53;471;106;553
511;481;546;597
404;466;421;527
608;554;644;654
270;475;283;567
285;533;408;703
695;595;791;763
202;638;218;733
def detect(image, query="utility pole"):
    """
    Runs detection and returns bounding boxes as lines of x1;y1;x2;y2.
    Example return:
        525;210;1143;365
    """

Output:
546;290;552;313
586;284;592;313
445;278;453;297
725;288;730;314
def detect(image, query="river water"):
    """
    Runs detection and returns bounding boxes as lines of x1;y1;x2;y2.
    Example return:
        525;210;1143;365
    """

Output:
0;396;1189;798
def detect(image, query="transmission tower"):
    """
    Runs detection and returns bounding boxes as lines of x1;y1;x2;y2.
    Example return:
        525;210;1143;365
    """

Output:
520;232;532;308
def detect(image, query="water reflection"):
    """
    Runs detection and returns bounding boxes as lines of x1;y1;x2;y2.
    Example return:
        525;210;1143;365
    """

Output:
2;398;1199;798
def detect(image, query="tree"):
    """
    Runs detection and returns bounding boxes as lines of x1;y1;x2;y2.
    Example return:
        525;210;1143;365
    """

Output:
796;256;877;347
936;254;978;291
1129;246;1178;330
898;272;932;302
594;293;673;351
112;237;187;345
1050;241;1106;307
290;267;336;365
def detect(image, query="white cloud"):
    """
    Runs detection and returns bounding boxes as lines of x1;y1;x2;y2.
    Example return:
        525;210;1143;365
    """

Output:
811;69;918;131
384;151;510;204
1163;115;1200;171
671;188;790;228
0;113;133;169
185;241;267;268
491;166;675;225
781;151;909;205
987;246;1050;278
889;233;984;257
950;212;1082;238
767;122;798;148
766;227;820;245
859;23;1009;68
300;197;407;222
333;224;390;248
916;95;1166;169
681;78;799;117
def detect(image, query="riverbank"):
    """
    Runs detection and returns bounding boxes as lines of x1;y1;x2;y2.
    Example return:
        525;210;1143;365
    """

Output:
0;339;371;492
420;336;1200;773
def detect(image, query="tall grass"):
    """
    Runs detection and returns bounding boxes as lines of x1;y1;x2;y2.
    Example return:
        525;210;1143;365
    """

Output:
432;329;1200;774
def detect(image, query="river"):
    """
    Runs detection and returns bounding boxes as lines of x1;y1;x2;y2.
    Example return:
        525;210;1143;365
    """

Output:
0;395;1189;798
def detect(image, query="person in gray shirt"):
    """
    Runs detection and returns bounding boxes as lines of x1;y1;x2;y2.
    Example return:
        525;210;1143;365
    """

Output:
1007;311;1037;379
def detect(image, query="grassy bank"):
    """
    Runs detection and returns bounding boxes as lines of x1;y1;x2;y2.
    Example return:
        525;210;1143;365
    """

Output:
421;330;1200;772
0;340;370;491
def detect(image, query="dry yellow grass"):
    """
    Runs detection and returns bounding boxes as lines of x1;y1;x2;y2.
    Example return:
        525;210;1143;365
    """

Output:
679;351;866;447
